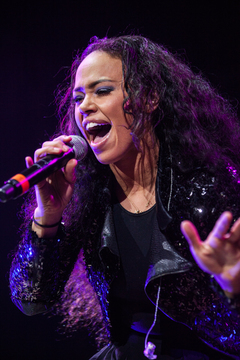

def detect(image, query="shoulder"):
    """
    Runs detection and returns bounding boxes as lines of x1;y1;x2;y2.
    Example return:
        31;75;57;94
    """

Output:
158;162;240;255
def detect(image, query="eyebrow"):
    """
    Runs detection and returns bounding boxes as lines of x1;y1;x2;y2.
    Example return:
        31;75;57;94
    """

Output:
73;78;114;93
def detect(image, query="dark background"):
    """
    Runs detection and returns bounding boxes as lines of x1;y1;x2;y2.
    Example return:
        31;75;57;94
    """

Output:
1;1;240;359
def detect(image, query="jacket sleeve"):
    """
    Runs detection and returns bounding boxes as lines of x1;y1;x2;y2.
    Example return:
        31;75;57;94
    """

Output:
9;223;70;316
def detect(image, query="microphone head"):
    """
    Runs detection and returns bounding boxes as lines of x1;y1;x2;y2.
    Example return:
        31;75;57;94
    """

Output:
68;136;88;160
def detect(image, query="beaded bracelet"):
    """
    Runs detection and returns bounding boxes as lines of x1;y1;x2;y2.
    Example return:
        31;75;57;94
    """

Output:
32;216;62;228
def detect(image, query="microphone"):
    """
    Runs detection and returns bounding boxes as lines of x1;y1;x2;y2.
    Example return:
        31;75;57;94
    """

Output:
0;136;88;203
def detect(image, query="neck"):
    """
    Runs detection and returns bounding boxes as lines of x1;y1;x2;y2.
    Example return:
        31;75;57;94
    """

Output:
110;147;157;191
110;138;159;212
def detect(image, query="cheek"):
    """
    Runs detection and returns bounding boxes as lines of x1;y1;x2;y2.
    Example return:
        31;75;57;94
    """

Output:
75;108;85;137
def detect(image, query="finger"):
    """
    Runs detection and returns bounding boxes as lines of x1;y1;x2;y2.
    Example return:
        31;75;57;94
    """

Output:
25;156;34;168
52;135;72;143
34;146;65;162
42;136;71;149
181;220;202;250
42;135;73;149
225;217;240;242
34;136;72;162
206;211;232;248
211;212;232;239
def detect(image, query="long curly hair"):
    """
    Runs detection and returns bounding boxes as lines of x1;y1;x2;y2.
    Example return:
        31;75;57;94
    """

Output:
58;35;240;171
21;35;240;348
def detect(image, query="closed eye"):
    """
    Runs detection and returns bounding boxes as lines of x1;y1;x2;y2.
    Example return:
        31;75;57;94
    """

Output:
95;87;114;95
72;87;113;105
72;95;84;105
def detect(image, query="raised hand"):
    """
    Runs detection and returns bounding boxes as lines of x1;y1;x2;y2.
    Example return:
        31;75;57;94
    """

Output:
26;135;78;236
181;212;240;296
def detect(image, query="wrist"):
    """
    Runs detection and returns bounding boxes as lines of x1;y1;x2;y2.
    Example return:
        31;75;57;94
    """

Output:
32;208;63;238
224;290;235;299
34;207;63;225
32;215;62;228
214;274;240;298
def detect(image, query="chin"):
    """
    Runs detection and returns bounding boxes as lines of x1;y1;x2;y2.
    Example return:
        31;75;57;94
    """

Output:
93;151;120;165
93;153;111;165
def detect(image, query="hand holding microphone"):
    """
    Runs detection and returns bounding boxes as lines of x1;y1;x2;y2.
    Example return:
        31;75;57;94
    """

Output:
0;135;88;237
0;135;88;205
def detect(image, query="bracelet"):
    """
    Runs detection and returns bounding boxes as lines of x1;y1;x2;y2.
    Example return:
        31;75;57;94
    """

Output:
32;216;62;228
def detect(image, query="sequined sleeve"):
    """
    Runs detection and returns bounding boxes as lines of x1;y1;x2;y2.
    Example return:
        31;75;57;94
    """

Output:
9;224;68;316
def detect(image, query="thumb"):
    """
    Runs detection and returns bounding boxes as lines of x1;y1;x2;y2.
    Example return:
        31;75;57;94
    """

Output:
25;156;34;169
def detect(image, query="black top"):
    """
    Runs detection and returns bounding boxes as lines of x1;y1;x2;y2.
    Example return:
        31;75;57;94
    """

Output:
109;202;233;359
111;203;160;338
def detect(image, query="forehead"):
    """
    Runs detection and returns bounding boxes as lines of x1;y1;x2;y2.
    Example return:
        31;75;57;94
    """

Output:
75;51;122;86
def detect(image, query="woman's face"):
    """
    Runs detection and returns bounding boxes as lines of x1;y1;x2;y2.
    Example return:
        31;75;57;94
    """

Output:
73;50;137;165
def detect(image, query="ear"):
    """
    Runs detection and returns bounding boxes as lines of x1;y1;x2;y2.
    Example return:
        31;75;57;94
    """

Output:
145;92;159;113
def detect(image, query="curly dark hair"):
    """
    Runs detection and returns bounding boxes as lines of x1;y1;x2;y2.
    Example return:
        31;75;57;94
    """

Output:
21;35;240;347
58;35;240;170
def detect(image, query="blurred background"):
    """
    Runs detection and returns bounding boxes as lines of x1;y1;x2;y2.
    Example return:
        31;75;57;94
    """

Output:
1;1;240;358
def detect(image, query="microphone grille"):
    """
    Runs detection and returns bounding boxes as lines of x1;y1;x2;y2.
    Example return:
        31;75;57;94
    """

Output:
68;136;88;160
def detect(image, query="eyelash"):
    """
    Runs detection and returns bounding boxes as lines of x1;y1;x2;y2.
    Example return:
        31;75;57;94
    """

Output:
96;87;113;95
72;95;84;104
72;87;114;104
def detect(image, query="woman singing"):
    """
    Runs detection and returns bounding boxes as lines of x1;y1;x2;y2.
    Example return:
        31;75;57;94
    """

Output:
10;35;240;359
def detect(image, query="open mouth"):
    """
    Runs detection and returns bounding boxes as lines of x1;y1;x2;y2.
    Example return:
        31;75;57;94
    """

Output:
86;123;112;144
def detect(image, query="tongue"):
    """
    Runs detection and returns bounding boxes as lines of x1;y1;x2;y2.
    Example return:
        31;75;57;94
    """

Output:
92;125;111;143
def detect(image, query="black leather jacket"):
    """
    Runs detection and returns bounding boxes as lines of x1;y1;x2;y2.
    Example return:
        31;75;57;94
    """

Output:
10;145;240;359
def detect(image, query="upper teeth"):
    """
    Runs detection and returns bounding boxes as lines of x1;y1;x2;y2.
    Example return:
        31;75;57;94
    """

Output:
86;122;105;131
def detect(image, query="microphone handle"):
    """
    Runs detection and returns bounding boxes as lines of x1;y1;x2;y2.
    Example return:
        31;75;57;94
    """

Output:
0;148;74;203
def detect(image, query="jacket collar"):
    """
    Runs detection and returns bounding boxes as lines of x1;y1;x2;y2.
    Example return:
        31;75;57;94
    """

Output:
99;148;172;257
99;145;192;279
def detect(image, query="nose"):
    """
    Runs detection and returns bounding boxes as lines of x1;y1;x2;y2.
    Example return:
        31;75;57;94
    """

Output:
79;95;97;116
